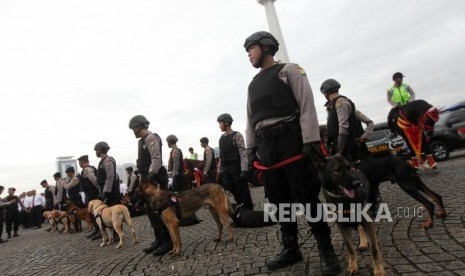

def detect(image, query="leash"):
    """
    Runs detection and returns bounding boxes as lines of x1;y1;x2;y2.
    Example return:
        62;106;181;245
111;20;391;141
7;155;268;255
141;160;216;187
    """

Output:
253;153;304;182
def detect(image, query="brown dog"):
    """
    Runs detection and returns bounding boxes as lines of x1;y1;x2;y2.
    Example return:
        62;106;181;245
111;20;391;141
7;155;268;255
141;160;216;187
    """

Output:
44;210;69;233
139;178;234;257
65;200;93;233
88;199;139;249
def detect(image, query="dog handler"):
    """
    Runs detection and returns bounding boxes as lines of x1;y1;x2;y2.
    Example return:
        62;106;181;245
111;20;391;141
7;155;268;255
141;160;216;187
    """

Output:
320;78;372;161
77;155;101;240
217;113;254;210
129;115;172;256
244;31;340;274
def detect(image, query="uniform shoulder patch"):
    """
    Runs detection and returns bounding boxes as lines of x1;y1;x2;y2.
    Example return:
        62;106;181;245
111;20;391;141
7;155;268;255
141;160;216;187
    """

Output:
296;64;306;76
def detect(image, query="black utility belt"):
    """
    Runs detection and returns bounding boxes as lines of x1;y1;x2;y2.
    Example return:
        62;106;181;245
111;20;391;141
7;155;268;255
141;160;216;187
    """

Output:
255;120;299;138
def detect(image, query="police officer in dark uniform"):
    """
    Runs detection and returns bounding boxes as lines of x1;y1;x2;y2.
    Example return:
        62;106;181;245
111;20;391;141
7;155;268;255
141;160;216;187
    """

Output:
94;142;121;205
200;137;216;183
244;31;340;274
40;180;55;211
129;115;172;256
77;155;101;239
63;167;84;207
321;79;370;161
166;135;188;192
321;78;383;212
217;113;253;210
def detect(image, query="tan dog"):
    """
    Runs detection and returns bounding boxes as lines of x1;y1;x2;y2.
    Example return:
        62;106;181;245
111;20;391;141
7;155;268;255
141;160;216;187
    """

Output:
139;178;234;257
88;199;139;249
44;210;69;233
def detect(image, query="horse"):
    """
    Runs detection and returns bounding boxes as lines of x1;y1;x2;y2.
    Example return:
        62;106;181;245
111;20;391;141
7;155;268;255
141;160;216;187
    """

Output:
395;99;439;169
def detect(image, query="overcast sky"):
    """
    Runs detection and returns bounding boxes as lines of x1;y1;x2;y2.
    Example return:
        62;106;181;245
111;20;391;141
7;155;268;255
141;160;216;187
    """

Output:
1;0;464;194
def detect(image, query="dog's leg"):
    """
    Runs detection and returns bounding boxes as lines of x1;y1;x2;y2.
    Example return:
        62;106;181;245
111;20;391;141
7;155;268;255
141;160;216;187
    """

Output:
338;224;358;276
357;224;369;251
397;182;435;229
417;180;446;218
209;209;223;242
123;211;139;244
216;193;234;242
113;222;125;249
107;227;113;245
363;222;386;276
163;212;181;257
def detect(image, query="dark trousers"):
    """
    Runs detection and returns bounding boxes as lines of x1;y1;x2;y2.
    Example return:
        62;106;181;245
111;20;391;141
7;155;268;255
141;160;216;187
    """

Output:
388;107;399;134
31;206;43;227
0;209;4;238
256;121;331;239
222;164;253;210
20;210;29;228
5;210;20;234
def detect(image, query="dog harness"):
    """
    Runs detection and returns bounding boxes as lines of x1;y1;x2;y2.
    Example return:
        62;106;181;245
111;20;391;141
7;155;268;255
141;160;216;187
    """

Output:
94;204;111;229
155;195;182;220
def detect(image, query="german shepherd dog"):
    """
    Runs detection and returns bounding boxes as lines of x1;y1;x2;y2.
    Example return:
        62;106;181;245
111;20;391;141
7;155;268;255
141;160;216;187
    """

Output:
139;177;234;257
315;154;386;276
358;156;446;229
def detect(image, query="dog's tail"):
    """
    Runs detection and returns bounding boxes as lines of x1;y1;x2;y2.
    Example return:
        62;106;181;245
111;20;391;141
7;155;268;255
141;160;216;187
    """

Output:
122;206;134;227
225;192;235;216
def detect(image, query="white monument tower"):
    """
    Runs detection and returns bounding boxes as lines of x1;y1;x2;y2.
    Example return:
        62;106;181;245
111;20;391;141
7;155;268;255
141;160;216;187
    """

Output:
257;0;290;63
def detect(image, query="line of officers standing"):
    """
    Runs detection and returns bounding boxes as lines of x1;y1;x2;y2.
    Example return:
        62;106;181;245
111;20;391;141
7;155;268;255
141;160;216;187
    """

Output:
40;30;410;275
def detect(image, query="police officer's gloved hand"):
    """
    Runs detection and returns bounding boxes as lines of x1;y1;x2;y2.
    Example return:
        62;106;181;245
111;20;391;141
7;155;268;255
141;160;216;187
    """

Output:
101;192;110;204
247;147;259;171
148;173;157;185
337;134;349;155
171;176;178;190
240;171;248;179
303;141;324;163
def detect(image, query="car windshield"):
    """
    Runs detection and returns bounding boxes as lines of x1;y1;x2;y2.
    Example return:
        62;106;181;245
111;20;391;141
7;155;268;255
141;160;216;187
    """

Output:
369;130;386;142
436;112;450;126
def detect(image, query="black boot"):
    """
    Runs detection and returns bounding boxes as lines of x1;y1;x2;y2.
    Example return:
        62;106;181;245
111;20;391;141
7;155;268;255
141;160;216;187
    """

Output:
315;233;341;275
266;235;303;270
143;232;161;253
91;232;102;241
153;230;172;256
87;228;99;239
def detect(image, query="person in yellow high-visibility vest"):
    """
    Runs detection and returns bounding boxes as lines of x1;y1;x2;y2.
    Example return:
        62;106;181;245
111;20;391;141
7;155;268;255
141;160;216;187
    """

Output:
387;72;415;136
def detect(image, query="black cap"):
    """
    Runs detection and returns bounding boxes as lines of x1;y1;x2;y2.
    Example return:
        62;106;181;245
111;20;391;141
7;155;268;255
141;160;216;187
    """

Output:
65;167;75;173
392;72;404;80
77;155;89;162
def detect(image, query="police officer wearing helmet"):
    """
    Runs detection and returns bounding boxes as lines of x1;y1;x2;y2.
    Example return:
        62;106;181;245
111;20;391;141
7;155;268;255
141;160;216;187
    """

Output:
217;113;253;211
200;137;217;183
128;115;172;256
244;31;340;274
94;142;121;206
321;78;371;161
166;135;188;192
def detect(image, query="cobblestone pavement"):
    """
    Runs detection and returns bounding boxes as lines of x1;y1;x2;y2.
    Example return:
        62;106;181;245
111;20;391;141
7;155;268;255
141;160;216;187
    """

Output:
1;153;465;276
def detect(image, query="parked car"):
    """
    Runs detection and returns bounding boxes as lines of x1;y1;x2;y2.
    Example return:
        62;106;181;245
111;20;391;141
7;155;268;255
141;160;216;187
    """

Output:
429;102;465;161
320;123;411;159
366;122;411;158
